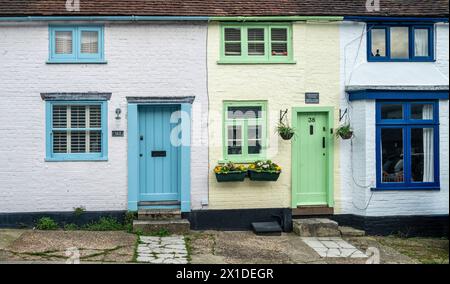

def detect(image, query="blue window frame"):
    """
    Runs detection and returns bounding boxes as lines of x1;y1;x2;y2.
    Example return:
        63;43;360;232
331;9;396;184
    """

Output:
48;25;105;63
45;101;108;161
367;23;435;62
375;101;440;190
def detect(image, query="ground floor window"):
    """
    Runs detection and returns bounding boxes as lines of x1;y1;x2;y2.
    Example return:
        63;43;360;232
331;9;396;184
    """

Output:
376;100;439;189
223;101;267;162
46;101;108;161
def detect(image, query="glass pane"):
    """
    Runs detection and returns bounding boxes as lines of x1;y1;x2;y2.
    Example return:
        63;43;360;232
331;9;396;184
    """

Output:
371;29;386;57
227;106;262;119
71;106;86;128
71;131;87;153
248;28;264;41
381;128;404;183
89;105;102;128
224;28;241;41
89;130;102;153
225;43;241;56
53;131;67;153
271;43;287;56
52;105;67;128
248;43;265;56
271;28;287;41
248;140;262;154
381;104;403;119
390;27;409;59
55;31;73;54
248;125;262;139
81;31;99;54
411;104;433;120
414;29;429;57
227;125;242;155
411;128;434;182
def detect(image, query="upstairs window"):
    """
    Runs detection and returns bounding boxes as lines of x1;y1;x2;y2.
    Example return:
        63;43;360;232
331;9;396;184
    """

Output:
220;24;293;64
368;24;434;62
223;102;267;162
46;102;108;161
49;26;105;63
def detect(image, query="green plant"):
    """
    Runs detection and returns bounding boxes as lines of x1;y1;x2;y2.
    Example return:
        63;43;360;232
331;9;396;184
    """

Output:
214;162;247;174
248;160;281;173
276;122;295;140
35;217;59;230
125;211;137;233
83;217;124;231
73;206;86;217
151;228;171;237
64;223;79;231
335;123;353;139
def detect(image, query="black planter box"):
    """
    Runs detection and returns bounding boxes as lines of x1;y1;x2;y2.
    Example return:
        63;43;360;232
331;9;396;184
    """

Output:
215;172;246;182
248;171;281;181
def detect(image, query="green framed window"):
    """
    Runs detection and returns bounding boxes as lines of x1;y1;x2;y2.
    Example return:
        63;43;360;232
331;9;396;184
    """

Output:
223;101;267;162
220;23;294;64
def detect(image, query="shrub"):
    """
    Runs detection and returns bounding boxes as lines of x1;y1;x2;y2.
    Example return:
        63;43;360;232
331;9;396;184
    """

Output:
64;223;79;231
83;217;124;231
35;217;59;230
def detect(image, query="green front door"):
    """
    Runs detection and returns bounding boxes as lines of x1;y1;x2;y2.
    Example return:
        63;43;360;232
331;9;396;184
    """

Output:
293;111;330;206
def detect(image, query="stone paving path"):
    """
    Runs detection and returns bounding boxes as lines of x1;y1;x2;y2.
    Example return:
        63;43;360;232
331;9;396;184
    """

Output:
302;237;367;258
137;236;188;264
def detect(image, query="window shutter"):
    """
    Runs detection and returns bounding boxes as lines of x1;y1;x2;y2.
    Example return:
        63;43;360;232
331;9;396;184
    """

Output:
71;131;86;153
89;105;101;128
71;106;86;128
55;31;73;54
52;105;67;128
53;131;67;153
81;31;99;54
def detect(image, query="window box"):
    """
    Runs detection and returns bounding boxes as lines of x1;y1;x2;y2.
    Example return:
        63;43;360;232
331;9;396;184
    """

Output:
48;25;105;63
248;171;280;182
220;23;293;64
215;172;247;182
367;23;435;62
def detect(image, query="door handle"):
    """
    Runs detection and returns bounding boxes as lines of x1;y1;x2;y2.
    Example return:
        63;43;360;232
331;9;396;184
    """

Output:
322;137;325;149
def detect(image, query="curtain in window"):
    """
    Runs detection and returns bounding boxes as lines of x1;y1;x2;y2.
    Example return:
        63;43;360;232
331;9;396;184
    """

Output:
55;31;73;54
81;31;99;54
422;105;434;182
414;29;429;57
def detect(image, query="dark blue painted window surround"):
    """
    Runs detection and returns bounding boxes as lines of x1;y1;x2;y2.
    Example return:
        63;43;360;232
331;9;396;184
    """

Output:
48;25;105;63
367;23;435;62
45;101;108;161
375;100;440;191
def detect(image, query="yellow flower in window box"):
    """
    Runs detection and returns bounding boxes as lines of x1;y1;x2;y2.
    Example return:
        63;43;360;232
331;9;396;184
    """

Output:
214;162;247;182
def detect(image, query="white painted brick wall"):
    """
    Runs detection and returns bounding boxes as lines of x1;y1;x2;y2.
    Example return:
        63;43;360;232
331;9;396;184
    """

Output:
340;21;449;217
0;22;209;213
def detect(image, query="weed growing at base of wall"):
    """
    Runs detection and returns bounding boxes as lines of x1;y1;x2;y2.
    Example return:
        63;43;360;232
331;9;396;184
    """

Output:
35;217;58;230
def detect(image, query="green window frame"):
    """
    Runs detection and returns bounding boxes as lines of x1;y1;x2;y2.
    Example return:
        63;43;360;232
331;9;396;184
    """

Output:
219;23;294;64
222;101;268;162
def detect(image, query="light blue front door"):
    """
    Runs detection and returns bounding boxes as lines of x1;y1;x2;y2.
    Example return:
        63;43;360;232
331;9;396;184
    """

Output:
139;105;181;202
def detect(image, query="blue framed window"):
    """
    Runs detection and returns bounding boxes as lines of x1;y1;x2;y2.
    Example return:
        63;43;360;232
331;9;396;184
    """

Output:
367;23;434;62
46;101;108;161
49;26;105;63
375;101;440;190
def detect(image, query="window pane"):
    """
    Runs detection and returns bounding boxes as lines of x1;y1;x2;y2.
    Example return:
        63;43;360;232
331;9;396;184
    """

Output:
371;29;386;57
411;128;434;182
414;29;429;57
53;131;67;153
271;28;287;41
227;125;242;155
81;31;99;54
272;43;287;56
224;28;241;41
53;105;67;128
248;28;264;41
71;106;86;128
381;128;404;183
89;105;102;128
248;43;265;56
224;28;241;56
248;28;265;56
227;106;262;119
55;31;73;54
381;104;403;119
411;104;433;120
248;125;262;154
89;130;102;153
225;43;241;56
71;131;86;153
390;27;409;59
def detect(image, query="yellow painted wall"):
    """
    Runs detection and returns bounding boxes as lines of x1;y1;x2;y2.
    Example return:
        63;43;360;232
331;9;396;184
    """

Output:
207;21;341;211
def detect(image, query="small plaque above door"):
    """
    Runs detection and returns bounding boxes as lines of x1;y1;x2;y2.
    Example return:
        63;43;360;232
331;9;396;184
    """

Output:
151;151;167;157
305;93;320;104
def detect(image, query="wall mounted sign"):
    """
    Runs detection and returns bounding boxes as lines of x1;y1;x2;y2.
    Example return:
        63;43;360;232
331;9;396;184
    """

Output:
112;130;125;137
305;92;320;104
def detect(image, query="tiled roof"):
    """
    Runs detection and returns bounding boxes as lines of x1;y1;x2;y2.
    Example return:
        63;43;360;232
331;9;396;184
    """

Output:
0;0;448;18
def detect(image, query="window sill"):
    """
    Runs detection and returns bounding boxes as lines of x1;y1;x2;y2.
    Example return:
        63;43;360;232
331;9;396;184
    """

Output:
45;157;108;162
371;187;440;191
367;58;436;63
46;60;107;64
217;60;296;65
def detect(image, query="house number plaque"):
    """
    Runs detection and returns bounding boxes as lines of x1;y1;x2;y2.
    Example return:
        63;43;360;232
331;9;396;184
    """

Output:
305;92;320;104
112;130;125;137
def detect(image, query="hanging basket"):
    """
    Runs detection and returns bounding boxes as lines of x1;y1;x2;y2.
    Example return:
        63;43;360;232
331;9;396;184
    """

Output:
280;131;294;140
339;131;353;140
215;172;247;182
248;170;281;181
